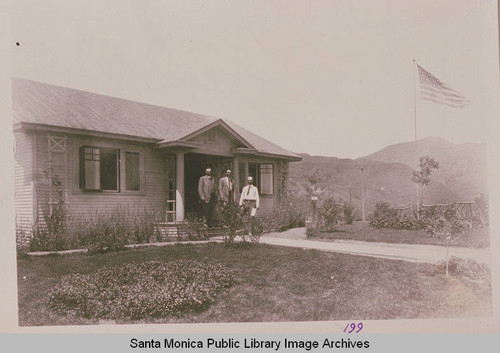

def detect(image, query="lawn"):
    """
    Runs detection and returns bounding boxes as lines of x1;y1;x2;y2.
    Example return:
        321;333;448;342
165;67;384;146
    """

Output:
17;243;491;326
312;222;490;248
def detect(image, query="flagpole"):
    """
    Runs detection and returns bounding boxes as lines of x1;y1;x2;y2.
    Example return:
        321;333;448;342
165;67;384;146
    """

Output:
413;59;417;142
413;59;420;216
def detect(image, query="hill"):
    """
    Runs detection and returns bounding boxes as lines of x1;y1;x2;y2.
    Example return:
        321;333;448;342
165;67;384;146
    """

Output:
288;137;487;217
361;137;488;201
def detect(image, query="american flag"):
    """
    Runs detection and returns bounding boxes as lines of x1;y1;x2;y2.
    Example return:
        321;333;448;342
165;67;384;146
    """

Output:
417;64;471;108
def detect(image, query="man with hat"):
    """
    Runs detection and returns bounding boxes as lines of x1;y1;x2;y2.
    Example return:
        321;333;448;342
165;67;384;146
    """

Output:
198;167;217;227
218;169;234;204
239;176;260;236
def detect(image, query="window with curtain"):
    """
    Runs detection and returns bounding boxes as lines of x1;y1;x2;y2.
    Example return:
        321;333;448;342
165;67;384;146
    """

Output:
260;163;273;194
80;146;119;191
243;162;274;195
125;152;140;191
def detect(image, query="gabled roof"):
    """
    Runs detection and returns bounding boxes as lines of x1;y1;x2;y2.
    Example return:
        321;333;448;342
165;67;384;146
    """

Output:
13;78;301;160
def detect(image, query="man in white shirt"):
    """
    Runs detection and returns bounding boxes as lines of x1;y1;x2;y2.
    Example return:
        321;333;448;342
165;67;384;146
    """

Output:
239;176;260;236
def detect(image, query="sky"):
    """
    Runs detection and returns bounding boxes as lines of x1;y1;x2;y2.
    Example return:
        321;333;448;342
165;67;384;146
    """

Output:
9;0;499;158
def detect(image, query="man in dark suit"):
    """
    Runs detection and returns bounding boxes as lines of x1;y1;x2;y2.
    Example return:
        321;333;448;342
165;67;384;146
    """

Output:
198;167;217;227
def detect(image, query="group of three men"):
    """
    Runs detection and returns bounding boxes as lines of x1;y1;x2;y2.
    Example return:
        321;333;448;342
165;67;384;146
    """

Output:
197;168;260;230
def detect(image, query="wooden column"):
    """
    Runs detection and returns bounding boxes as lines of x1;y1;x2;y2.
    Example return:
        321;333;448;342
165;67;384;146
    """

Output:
233;157;239;202
175;151;185;221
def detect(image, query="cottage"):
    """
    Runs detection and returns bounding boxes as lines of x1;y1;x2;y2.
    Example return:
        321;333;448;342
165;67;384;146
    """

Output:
13;78;301;234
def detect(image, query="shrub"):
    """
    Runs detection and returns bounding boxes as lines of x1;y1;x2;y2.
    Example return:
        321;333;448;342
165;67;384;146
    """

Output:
370;202;398;229
436;257;490;280
305;222;319;238
304;198;354;236
129;209;161;244
316;198;350;231
219;202;245;244
28;207;162;252
16;218;33;254
29;219;75;252
48;260;235;320
28;173;71;251
474;194;489;225
74;211;129;252
268;194;306;232
343;205;355;225
423;217;470;241
184;213;209;241
370;202;425;230
249;218;264;243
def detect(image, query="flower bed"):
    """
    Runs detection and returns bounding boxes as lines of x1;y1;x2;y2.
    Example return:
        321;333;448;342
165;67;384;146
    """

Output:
48;260;235;320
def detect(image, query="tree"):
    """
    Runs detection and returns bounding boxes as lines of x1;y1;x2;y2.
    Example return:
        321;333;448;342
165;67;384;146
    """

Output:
412;155;439;186
412;155;439;208
304;168;321;195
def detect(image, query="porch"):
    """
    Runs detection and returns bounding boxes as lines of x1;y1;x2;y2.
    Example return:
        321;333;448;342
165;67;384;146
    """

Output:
162;151;240;224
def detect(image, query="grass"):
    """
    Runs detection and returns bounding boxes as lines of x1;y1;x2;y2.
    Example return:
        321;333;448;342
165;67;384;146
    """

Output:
312;222;490;248
17;243;492;326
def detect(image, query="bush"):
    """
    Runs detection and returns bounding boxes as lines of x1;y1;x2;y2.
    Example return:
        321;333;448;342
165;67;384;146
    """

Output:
343;206;355;225
29;219;75;252
29;201;71;252
249;218;264;243
316;198;351;231
423;216;471;241
268;194;306;232
48;260;235;320
16;218;33;254
305;222;319;238
436;257;490;280
73;211;129;252
184;213;209;241
370;202;397;229
28;173;71;251
370;202;425;230
474;194;489;225
28;207;162;252
218;202;246;244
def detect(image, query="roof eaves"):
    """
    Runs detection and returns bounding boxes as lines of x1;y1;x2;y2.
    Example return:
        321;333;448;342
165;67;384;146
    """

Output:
17;122;162;144
156;140;202;149
232;147;302;161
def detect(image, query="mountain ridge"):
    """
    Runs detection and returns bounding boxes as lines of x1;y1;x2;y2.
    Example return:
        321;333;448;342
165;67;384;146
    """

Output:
288;137;487;216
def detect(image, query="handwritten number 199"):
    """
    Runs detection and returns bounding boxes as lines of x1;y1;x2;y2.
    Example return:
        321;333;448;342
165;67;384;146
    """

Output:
343;322;363;333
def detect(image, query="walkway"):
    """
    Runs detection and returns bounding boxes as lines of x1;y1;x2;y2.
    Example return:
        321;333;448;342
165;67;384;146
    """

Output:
259;228;491;264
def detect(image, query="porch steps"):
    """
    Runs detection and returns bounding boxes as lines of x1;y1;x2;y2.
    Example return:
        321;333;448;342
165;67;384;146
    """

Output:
154;223;226;241
154;222;189;241
206;227;226;238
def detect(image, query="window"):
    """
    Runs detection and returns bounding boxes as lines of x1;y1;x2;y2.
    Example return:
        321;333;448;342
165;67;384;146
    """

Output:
83;147;100;190
260;164;273;194
81;146;119;191
247;162;274;195
248;163;259;191
125;152;140;190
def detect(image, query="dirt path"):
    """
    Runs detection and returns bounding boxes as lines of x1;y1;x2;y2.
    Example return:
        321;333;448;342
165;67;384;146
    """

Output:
260;228;491;264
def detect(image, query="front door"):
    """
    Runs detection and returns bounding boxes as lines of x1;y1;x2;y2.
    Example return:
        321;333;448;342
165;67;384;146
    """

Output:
184;154;206;218
184;154;233;220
